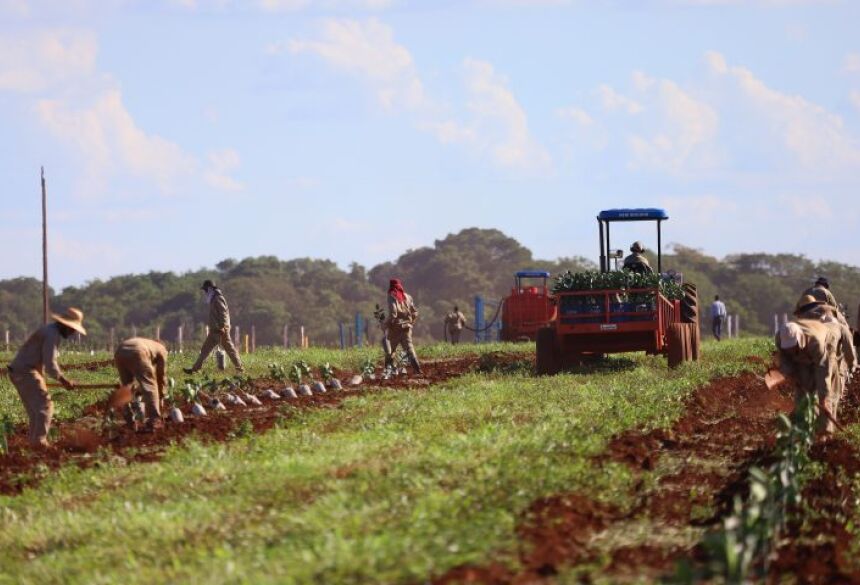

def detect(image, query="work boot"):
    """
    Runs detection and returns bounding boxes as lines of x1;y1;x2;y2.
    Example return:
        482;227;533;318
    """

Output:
409;356;423;376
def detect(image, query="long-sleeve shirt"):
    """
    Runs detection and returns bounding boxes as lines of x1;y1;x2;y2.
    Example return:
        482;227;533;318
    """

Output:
9;323;64;379
387;293;418;329
115;337;168;390
209;289;231;331
710;301;727;319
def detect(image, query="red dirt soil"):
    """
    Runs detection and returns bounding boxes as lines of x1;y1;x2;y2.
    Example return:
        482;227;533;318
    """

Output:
0;353;523;496
433;367;797;583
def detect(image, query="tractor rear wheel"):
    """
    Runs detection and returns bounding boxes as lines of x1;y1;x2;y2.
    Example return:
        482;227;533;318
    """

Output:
667;323;694;369
536;327;560;375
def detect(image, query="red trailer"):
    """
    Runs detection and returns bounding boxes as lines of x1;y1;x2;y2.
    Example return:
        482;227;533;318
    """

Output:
501;271;556;342
536;208;700;373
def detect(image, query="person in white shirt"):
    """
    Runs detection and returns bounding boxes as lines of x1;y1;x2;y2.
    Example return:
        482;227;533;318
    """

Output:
711;295;727;341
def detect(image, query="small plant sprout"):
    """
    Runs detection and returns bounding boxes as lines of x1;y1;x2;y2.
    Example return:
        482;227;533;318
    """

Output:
361;357;376;379
269;363;287;383
288;364;304;386
164;379;184;424
320;363;342;390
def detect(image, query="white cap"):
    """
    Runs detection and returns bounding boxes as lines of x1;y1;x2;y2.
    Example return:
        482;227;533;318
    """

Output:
779;322;803;349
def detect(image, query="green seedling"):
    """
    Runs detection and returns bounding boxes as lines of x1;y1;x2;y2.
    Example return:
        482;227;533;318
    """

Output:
0;415;14;456
319;362;335;383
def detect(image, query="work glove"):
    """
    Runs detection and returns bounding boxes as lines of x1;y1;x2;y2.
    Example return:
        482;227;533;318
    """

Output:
59;376;76;391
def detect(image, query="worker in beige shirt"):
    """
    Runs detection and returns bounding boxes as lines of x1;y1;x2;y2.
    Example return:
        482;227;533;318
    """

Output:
6;308;85;447
444;306;467;344
383;279;422;375
185;280;243;374
114;337;168;433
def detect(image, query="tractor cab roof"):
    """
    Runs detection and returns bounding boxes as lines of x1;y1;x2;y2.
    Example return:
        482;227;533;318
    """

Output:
515;270;551;278
597;208;669;222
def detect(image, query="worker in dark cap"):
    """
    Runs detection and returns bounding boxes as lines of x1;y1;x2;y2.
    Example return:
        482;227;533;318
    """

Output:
803;277;839;312
622;241;653;274
184;280;243;374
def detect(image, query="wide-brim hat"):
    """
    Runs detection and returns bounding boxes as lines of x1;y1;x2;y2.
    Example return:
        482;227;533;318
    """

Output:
794;294;825;316
630;241;645;253
52;307;87;335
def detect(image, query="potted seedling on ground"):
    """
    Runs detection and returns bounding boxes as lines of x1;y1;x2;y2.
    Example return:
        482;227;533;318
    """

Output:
183;382;207;417
291;362;312;396
164;378;184;423
320;362;342;391
235;374;262;406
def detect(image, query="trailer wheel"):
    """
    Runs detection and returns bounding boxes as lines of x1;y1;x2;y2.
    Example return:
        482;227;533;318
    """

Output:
536;327;560;375
667;323;693;369
681;283;702;361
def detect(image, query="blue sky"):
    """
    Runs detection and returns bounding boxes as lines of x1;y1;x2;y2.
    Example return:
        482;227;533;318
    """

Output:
1;0;859;289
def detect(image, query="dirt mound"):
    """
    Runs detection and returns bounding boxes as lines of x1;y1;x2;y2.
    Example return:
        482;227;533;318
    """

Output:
0;353;521;496
433;369;796;583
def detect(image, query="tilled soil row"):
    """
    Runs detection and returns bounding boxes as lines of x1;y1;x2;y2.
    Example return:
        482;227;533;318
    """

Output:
0;352;524;496
434;368;795;584
769;375;860;583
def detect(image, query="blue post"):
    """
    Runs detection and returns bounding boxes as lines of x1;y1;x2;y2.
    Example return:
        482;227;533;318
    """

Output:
339;322;346;350
474;296;485;343
355;313;364;348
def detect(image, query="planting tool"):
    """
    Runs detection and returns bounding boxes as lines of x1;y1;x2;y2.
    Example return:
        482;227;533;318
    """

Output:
763;368;786;391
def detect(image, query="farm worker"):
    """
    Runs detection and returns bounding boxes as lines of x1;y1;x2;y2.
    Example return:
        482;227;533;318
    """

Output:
803;277;839;312
382;279;423;375
5;308;84;447
710;295;727;342
114;338;167;433
795;292;858;385
444;306;467;344
184;280;244;374
622;242;653;274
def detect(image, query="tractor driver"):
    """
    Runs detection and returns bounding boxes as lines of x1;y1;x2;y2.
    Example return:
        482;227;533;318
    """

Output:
622;241;653;275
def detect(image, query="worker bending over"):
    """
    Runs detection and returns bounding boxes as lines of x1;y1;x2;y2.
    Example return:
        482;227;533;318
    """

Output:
383;279;423;375
185;280;243;374
115;337;168;433
6;308;84;447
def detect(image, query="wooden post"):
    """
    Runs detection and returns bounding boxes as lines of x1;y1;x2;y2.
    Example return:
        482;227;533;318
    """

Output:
4;329;9;352
243;334;249;354
300;326;305;349
177;325;183;353
727;315;733;338
234;325;240;348
251;325;256;353
734;315;740;338
155;326;161;341
283;324;289;349
773;314;779;335
41;167;49;324
204;324;209;339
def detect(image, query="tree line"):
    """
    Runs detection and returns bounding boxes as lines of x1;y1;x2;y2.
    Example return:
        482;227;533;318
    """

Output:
0;228;857;349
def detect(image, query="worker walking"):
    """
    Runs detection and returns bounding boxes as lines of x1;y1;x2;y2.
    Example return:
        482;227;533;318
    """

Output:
444;306;467;344
184;280;243;374
710;295;727;341
114;337;168;433
383;279;422;375
5;308;84;447
622;242;653;274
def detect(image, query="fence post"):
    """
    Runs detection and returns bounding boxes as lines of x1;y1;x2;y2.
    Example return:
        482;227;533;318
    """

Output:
177;326;183;353
155;326;161;341
300;326;305;349
727;315;733;338
734;315;740;338
339;323;346;350
773;314;779;335
355;313;363;348
283;324;289;349
474;296;485;343
4;329;9;352
243;334;249;354
251;325;256;353
132;324;137;337
234;325;240;348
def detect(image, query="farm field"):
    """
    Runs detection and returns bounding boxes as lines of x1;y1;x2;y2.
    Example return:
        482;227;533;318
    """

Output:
1;339;859;584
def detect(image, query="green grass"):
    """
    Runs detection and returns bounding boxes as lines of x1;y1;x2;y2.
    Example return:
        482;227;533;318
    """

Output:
0;338;772;585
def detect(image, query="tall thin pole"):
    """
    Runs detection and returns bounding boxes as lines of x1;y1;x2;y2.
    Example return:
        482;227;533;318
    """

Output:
41;167;49;323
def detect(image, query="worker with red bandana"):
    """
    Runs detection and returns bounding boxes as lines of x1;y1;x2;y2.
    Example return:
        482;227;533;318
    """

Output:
383;279;422;375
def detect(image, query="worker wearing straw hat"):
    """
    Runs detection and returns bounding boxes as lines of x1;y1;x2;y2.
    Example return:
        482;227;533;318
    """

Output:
6;308;85;447
184;280;243;374
114;337;168;433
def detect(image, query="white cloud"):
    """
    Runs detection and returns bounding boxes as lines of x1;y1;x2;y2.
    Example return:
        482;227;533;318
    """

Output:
660;195;737;225
204;148;244;192
290;19;549;171
556;105;594;126
844;53;860;74
289;18;425;110
706;50;860;171
628;78;719;174
0;0;29;16
463;58;551;170
0;30;97;92
597;84;643;114
850;90;860;112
